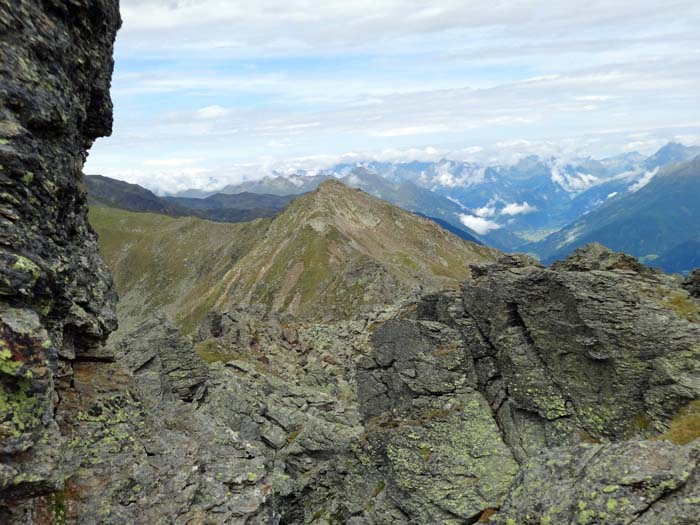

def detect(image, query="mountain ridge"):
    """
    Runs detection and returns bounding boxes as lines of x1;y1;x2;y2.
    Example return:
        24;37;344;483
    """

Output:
91;179;498;333
86;174;296;223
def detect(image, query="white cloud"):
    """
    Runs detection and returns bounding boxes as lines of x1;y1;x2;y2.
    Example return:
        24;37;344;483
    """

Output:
501;201;538;216
474;205;497;218
458;213;501;235
143;158;199;167
196;105;232;119
629;169;658;192
84;0;700;181
550;165;600;192
118;0;700;57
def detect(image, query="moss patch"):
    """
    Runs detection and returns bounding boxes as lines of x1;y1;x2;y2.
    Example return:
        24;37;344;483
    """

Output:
658;401;700;445
195;339;238;364
663;293;700;323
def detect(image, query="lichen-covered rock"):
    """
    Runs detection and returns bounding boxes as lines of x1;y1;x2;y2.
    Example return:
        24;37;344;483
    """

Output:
355;245;700;523
358;320;518;523
115;313;208;405
52;360;274;525
493;440;700;525
1;0;120;505
551;242;654;273
453;246;700;453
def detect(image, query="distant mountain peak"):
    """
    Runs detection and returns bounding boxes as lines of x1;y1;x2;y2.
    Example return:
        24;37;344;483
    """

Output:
211;179;497;319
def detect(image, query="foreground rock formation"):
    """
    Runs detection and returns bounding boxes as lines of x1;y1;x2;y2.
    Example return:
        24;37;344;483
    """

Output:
158;246;699;524
354;246;700;523
1;0;121;506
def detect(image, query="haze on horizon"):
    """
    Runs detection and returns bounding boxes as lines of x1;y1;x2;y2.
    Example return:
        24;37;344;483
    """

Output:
85;0;700;194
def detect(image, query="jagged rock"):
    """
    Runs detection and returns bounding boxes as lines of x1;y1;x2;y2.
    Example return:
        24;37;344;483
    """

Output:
684;269;700;298
1;0;120;506
358;320;518;522
115;313;208;404
493;440;700;525
52;360;274;525
354;246;700;523
552;242;651;273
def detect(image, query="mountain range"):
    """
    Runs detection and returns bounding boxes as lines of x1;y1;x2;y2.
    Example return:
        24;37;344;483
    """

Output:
527;157;700;266
86;174;295;223
90;142;700;273
189;143;700;271
90;180;497;333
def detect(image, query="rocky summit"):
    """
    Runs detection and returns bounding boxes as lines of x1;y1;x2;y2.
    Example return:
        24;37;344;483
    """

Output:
1;3;700;525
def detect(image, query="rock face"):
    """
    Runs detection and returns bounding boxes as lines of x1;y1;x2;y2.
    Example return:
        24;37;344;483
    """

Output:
685;269;700;298
1;0;120;503
115;313;209;405
356;244;700;523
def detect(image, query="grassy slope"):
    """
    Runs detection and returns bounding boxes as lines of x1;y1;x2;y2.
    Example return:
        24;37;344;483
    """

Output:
89;206;269;335
90;181;499;333
215;180;499;320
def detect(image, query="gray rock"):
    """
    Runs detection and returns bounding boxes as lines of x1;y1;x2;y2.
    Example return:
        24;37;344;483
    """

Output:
116;313;208;404
1;0;120;507
552;242;652;273
493;440;700;525
684;269;700;298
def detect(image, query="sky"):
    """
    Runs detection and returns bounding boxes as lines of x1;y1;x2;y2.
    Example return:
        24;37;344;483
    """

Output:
84;0;700;194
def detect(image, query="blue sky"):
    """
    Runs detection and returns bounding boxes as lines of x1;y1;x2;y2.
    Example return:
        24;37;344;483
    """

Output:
85;0;700;193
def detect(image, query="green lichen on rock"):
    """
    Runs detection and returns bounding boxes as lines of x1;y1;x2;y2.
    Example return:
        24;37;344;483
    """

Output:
0;374;42;440
384;393;519;522
11;254;41;282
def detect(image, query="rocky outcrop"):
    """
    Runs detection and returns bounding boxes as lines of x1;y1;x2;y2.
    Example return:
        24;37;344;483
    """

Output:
1;0;120;505
493;440;700;525
684;269;700;298
116;313;209;405
356;244;700;523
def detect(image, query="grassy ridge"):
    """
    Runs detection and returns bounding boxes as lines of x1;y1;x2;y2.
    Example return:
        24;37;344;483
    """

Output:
89;205;269;334
90;180;499;333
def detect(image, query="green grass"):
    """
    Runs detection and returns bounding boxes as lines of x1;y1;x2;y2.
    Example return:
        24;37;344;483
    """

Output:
89;205;268;334
195;339;238;364
663;293;700;323
658;401;700;445
90;181;497;326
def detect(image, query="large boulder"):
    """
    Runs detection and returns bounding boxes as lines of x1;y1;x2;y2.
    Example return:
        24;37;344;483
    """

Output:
116;313;208;405
357;245;700;523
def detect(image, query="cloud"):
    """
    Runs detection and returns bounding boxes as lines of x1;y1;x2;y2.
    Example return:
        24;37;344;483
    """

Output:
84;0;700;182
143;158;199;167
629;169;658;192
474;204;497;218
118;1;700;57
501;201;538;216
458;213;501;235
196;106;232;119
